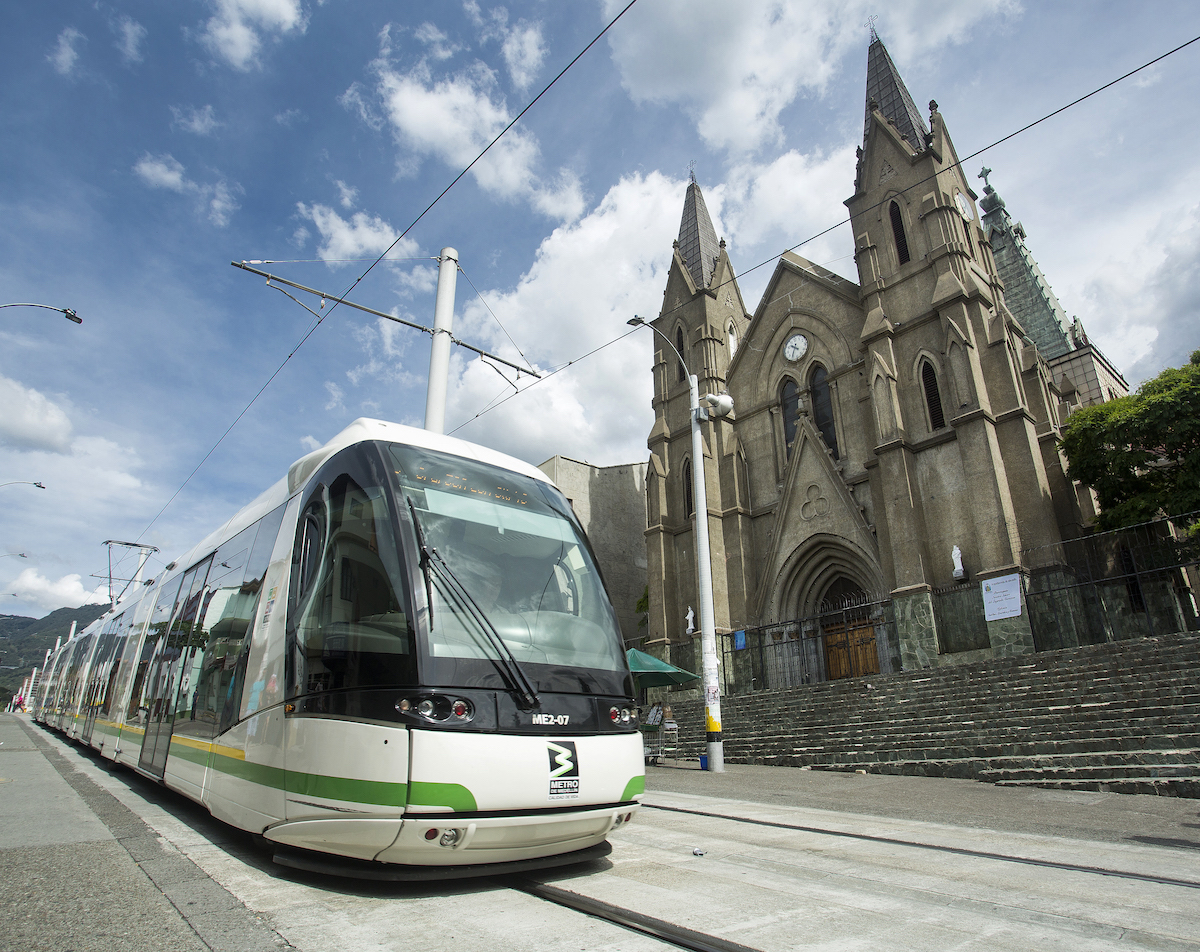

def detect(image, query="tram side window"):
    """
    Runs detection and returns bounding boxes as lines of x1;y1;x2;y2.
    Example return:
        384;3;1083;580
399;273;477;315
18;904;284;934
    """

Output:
129;574;184;721
290;473;415;699
174;503;288;737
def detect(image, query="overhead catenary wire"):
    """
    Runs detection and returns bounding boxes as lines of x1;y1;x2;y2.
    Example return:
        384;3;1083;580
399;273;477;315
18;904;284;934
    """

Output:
449;31;1200;431
127;0;642;550
65;21;1191;601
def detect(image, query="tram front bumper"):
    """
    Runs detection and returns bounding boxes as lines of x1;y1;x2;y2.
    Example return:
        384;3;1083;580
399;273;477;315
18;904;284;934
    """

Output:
375;802;639;867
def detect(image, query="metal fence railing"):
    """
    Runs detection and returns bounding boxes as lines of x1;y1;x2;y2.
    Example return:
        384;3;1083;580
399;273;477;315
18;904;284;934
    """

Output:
720;593;897;695
1021;512;1200;650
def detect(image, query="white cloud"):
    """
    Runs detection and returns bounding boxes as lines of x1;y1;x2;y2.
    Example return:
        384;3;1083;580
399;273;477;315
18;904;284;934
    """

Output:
602;0;1016;155
200;0;308;71
720;145;859;281
0;375;73;453
414;22;462;61
48;27;85;76
502;22;545;91
207;181;240;227
368;58;582;220
333;179;358;209
371;172;682;465
324;381;345;411
1081;202;1200;385
295;203;418;264
171;104;221;135
463;3;545;91
133;153;241;226
114;15;147;64
299;435;322;452
4;568;108;613
134;153;187;191
275;107;304;126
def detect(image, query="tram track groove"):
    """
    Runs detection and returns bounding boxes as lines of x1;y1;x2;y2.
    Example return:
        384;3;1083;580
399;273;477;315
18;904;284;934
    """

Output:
641;802;1200;891
514;879;764;952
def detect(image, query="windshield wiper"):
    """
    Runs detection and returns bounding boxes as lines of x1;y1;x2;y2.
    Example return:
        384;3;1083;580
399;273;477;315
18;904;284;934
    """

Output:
407;497;437;627
406;498;540;711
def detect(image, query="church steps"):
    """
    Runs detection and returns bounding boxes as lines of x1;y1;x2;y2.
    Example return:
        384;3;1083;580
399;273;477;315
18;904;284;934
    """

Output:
669;633;1200;795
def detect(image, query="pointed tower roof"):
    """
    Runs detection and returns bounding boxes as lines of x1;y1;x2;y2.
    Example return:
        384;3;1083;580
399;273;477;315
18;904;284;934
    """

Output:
977;167;1074;359
864;31;929;152
676;172;721;291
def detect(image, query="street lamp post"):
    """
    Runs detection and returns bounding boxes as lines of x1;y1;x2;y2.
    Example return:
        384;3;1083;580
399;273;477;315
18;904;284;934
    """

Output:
628;315;732;772
0;303;81;323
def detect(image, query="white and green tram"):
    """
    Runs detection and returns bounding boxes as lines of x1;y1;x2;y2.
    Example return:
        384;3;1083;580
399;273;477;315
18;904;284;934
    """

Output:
34;419;644;877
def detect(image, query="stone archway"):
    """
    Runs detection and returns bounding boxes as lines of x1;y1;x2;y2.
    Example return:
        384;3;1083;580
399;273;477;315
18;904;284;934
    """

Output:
817;577;880;680
770;536;887;683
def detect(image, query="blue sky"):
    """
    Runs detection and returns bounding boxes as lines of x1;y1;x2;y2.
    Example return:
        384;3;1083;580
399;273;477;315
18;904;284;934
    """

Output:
4;0;1200;617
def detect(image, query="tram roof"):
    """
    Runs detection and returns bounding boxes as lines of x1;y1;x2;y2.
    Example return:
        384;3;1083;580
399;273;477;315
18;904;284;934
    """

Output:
113;419;556;618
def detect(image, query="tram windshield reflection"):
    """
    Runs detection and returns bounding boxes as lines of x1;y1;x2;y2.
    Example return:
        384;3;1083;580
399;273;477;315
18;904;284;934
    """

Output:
389;444;626;692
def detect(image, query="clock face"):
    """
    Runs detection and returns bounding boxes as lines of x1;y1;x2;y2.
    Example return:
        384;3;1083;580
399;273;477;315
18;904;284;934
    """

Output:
784;333;809;362
955;191;974;220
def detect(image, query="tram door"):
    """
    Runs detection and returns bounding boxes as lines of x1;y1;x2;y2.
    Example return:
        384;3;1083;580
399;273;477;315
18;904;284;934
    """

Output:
139;558;212;778
79;619;120;745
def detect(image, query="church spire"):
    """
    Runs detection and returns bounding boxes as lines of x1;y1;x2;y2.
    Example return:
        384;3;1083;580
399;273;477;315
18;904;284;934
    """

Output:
676;170;721;291
864;32;929;152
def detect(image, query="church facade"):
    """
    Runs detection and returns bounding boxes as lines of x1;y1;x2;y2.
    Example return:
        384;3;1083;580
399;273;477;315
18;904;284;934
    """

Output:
642;34;1127;677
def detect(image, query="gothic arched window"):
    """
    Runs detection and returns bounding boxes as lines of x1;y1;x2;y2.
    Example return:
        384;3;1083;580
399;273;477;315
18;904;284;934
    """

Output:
889;201;911;265
728;322;739;360
682;459;694;518
675;326;687;382
810;364;840;459
780;378;800;458
921;360;946;430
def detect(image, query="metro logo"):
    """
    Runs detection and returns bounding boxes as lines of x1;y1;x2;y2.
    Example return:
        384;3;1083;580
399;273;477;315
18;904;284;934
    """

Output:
547;740;580;799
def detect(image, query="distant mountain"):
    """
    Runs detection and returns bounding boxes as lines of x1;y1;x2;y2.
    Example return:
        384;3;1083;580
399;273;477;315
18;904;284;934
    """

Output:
1;604;109;701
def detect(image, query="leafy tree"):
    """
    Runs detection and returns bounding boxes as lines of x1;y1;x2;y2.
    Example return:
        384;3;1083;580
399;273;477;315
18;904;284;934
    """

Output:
1062;350;1200;529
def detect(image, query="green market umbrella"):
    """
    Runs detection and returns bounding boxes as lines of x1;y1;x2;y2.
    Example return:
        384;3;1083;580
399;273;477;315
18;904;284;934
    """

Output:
626;648;700;689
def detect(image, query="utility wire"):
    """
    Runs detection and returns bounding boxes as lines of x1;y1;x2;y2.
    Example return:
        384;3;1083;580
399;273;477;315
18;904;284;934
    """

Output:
683;31;1200;306
450;31;1200;432
130;0;641;548
458;265;531;368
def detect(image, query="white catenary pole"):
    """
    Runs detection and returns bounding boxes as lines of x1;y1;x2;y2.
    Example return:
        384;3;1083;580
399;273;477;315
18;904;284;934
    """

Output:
424;247;459;434
688;373;725;772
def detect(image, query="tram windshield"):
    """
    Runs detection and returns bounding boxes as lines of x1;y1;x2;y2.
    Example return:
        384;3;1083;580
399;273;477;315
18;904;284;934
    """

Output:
389;444;627;693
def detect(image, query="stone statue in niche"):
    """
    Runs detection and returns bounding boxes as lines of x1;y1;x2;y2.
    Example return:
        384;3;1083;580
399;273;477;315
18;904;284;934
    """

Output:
952;544;966;581
686;606;695;633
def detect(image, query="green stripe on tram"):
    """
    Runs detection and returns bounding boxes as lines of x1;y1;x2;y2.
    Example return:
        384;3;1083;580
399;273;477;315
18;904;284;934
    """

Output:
621;775;645;801
166;737;415;809
407;781;477;812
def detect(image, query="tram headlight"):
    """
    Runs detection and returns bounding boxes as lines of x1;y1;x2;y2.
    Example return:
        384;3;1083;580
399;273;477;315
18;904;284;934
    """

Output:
417;698;436;718
610;706;633;724
439;828;462;848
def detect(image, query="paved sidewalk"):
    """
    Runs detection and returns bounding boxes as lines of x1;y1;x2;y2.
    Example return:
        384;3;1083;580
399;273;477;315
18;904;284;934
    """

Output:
0;714;287;952
644;758;1200;849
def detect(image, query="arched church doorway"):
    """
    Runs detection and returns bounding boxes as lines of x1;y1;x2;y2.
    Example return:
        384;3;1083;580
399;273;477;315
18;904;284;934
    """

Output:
817;577;880;680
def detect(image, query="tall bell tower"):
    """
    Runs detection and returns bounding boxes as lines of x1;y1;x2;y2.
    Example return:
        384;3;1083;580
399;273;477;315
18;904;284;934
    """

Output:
643;173;751;645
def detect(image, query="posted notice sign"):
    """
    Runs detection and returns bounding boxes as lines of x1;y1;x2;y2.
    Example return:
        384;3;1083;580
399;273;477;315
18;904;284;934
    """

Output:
982;573;1023;621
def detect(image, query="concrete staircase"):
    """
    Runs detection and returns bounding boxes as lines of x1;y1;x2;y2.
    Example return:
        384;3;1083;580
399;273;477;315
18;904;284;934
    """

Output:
669;632;1200;796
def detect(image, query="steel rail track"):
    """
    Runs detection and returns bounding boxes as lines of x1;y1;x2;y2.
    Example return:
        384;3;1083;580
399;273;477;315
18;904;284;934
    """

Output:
642;802;1200;891
513;879;763;952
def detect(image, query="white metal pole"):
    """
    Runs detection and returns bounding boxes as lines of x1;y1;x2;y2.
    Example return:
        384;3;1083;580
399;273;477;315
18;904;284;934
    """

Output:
424;247;459;434
689;373;724;772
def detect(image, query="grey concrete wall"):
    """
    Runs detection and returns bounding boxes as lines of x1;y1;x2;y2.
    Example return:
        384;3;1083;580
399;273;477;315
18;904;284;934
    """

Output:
538;456;649;646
